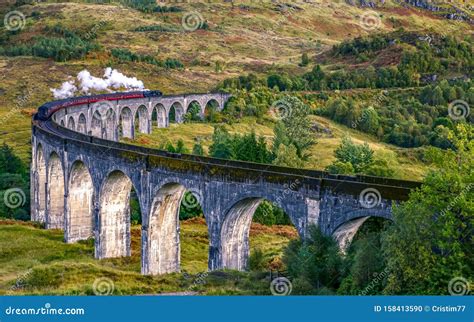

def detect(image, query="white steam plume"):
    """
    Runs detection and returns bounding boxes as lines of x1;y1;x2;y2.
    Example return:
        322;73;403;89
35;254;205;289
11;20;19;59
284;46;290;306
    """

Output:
50;68;146;99
103;67;145;91
50;78;77;100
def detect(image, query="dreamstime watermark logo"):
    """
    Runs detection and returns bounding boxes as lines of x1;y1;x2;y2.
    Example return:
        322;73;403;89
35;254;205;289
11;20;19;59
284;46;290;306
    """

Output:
92;277;115;296
359;11;382;31
5;302;85;316
272;179;301;210
359;188;381;209
270;99;292;120
9;269;33;292
270;277;292;296
4;11;26;31
83;20;107;41
439;183;472;217
0;87;33;126
182;11;204;32
360;267;390;295
183;271;208;295
3;188;26;209
448;100;470;121
82;7;119;40
448;277;471;296
419;34;433;45
182;188;203;210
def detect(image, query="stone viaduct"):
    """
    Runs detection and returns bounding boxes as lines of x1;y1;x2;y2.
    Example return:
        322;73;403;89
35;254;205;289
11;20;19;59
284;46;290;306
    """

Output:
31;91;421;275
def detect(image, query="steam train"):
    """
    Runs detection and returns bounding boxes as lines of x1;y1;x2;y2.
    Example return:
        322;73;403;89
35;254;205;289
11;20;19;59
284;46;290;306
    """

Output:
35;90;163;121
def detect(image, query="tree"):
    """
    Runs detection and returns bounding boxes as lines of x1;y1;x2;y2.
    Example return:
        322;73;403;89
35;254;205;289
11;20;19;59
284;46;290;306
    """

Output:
183;103;202;123
339;233;386;295
271;121;290;155
334;136;374;173
325;161;355;175
431;86;445;106
275;96;314;158
165;142;176;153
365;158;395;177
209;126;234;159
305;65;325;90
192;142;204;156
233;131;271;164
273;144;305;168
284;225;343;294
382;124;473;294
175;139;189;154
267;74;293;91
0;144;26;175
300;53;309;67
179;191;203;220
253;201;275;226
359;107;380;135
0;144;29;220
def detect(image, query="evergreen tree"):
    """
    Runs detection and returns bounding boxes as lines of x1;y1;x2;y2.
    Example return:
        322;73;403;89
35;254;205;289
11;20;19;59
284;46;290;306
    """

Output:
284;225;343;294
271;121;290;156
0;144;26;175
209;126;234;159
165;142;176;153
300;53;309;67
175;139;189;154
192;142;204;156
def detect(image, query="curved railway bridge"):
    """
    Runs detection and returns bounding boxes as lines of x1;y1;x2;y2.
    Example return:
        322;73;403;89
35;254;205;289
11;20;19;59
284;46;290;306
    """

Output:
31;91;421;275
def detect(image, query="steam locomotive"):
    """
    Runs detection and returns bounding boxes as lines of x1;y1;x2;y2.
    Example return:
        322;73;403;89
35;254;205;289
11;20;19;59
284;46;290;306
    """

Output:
35;90;163;121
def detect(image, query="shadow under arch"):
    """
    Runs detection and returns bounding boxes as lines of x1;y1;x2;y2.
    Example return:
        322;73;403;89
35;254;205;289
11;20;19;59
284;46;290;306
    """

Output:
97;170;139;259
67;117;75;131
220;197;296;271
91;111;102;137
77;113;87;134
154;103;167;128
169;102;184;123
67;160;94;243
47;151;64;229
119;107;133;139
204;98;219;119
332;215;393;253
135;105;148;134
104;108;116;140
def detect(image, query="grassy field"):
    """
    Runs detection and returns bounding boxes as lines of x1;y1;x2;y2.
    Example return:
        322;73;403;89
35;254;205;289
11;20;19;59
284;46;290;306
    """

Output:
0;218;297;295
129;115;429;181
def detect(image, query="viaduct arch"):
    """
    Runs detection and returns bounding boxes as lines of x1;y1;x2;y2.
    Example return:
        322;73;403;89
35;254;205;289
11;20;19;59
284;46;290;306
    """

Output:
30;91;420;275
